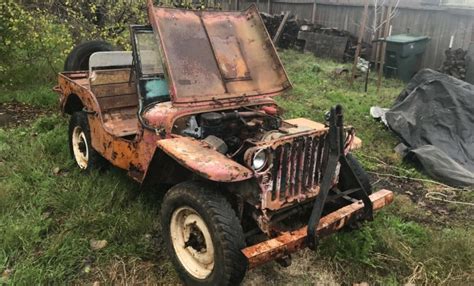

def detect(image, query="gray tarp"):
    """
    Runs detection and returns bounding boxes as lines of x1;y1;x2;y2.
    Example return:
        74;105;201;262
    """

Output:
385;69;474;186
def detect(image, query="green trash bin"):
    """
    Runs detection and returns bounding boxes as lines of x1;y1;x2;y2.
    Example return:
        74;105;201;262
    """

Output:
382;34;430;82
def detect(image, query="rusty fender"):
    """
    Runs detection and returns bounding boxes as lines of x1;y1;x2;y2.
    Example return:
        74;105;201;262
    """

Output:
242;189;394;269
156;137;253;182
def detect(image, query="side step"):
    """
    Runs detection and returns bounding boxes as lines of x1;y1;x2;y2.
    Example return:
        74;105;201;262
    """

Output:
242;189;394;269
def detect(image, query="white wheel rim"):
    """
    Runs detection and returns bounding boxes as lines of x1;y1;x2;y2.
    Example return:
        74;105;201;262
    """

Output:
72;126;89;169
170;206;215;279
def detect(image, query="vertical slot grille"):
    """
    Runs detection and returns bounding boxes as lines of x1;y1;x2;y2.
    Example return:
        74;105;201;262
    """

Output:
270;134;326;206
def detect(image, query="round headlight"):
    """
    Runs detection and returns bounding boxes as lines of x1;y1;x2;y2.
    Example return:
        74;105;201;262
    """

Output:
252;149;268;171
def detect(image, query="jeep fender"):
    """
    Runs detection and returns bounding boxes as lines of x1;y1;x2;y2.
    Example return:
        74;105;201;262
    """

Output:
156;137;253;182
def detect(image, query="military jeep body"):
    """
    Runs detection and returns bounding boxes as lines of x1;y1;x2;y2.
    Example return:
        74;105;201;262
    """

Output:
55;2;393;285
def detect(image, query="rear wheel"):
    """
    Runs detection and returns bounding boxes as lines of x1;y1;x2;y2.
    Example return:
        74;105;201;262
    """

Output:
68;112;103;170
64;40;114;71
161;181;247;286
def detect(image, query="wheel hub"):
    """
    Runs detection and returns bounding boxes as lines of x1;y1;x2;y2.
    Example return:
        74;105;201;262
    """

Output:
184;222;206;252
78;141;87;155
170;206;215;279
72;126;89;169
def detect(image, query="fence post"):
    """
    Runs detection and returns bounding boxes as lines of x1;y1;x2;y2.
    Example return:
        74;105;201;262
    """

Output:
377;5;393;94
350;0;369;85
312;0;317;24
267;0;272;14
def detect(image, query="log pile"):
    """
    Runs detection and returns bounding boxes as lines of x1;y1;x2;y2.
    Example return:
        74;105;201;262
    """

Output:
259;12;371;61
298;24;372;62
260;12;308;49
440;48;467;80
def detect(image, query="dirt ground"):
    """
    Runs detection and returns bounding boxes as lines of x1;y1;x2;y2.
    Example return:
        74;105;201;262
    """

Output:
243;252;339;285
0;102;53;128
371;171;474;225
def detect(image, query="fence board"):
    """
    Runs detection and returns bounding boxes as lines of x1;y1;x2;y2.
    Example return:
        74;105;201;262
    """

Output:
232;1;474;69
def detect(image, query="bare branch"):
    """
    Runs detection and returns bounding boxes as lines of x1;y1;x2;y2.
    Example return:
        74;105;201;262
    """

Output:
371;0;401;34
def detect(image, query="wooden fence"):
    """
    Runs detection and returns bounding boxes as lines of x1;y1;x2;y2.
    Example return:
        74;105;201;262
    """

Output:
231;0;474;69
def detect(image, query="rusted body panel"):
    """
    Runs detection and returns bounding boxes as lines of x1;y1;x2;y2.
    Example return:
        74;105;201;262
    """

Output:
157;137;252;182
284;118;362;151
147;3;292;106
142;98;277;133
58;73;157;181
242;189;394;269
58;72;100;114
57;71;275;182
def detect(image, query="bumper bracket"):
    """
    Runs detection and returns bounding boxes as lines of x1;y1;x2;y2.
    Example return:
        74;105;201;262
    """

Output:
242;189;394;269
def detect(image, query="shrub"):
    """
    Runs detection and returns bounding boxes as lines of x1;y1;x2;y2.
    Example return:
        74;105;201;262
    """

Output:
0;1;73;88
19;0;149;48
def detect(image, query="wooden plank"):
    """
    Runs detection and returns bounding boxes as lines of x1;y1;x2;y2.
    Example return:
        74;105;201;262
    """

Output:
350;0;369;85
373;5;385;65
312;0;445;10
104;106;138;121
103;118;138;137
90;68;134;86
271;3;313;19
98;94;138;111
273;11;290;45
272;0;313;3
377;5;392;93
92;82;137;98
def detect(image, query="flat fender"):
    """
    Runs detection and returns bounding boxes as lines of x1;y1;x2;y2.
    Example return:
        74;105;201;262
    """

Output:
156;137;253;182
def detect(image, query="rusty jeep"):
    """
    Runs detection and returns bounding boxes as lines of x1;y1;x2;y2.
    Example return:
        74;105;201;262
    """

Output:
55;2;393;285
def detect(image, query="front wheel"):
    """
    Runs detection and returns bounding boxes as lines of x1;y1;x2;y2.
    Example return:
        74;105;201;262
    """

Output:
161;181;247;286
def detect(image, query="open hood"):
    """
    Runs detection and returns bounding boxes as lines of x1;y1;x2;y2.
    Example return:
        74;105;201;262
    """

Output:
147;2;292;105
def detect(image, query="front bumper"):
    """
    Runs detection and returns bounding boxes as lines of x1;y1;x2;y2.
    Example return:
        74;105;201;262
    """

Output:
242;189;394;269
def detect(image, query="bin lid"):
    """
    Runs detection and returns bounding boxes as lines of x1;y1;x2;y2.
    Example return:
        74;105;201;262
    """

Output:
384;34;429;44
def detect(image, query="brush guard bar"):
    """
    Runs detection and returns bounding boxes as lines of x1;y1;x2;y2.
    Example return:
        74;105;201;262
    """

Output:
242;105;394;268
307;105;374;250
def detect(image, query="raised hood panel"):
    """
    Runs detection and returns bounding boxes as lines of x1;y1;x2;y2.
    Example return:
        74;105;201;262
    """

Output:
147;2;292;104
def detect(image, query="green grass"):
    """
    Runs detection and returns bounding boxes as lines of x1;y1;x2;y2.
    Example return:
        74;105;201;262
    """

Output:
0;117;178;284
277;50;402;159
1;50;473;284
0;83;58;108
320;207;474;284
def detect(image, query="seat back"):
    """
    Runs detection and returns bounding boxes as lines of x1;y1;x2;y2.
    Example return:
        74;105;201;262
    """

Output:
88;51;137;112
89;51;133;73
90;68;138;112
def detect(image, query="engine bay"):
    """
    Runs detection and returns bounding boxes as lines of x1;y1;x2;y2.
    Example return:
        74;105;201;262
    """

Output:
169;104;332;176
172;105;291;156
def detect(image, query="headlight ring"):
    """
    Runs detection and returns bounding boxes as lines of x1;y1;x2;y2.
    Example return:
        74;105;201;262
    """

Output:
245;148;271;172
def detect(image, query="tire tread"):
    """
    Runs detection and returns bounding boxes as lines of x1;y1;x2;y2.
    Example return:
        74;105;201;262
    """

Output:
161;181;247;285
